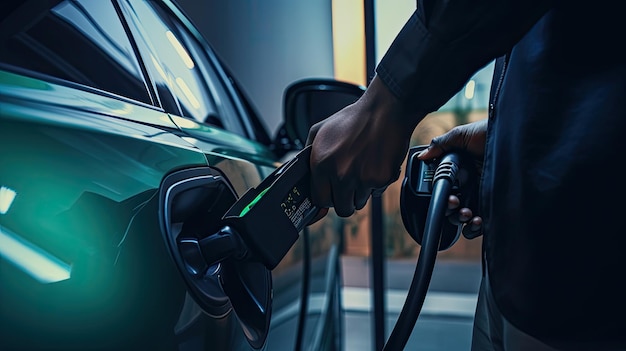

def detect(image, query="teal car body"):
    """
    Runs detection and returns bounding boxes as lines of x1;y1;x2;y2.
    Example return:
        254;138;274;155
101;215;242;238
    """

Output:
0;1;347;350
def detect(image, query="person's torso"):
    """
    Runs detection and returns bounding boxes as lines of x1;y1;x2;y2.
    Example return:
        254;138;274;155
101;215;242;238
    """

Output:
482;3;626;348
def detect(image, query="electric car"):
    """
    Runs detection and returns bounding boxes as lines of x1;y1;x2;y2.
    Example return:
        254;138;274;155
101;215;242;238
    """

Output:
0;0;365;349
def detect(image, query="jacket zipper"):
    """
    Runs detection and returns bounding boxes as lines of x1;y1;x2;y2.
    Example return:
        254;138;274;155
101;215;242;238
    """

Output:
482;53;509;278
488;54;509;120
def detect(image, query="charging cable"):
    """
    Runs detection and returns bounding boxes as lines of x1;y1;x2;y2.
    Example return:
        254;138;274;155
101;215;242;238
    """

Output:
383;152;463;351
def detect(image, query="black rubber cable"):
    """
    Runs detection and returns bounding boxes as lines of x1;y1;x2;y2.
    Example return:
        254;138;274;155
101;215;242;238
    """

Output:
382;166;455;351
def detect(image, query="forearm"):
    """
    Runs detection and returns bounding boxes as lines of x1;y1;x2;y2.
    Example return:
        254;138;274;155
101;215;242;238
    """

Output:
357;75;419;142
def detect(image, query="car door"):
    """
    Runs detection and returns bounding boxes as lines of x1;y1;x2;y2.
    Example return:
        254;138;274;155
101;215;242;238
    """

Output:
0;1;217;349
0;0;344;350
117;2;342;350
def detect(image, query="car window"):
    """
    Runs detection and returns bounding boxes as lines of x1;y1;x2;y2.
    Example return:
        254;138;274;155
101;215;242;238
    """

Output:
0;0;152;105
121;0;246;136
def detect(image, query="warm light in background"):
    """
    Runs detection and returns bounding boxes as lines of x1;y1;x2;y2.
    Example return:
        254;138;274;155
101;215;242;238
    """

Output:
374;0;415;64
331;0;417;86
331;0;366;86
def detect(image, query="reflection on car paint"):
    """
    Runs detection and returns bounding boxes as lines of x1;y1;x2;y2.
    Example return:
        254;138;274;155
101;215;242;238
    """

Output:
0;225;72;283
0;0;348;348
0;186;17;214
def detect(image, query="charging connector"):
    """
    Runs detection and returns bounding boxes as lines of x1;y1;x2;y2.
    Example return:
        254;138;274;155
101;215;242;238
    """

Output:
187;146;317;272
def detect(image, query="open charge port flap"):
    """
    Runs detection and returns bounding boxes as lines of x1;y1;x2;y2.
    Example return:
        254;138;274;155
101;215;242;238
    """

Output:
158;166;272;350
159;167;239;318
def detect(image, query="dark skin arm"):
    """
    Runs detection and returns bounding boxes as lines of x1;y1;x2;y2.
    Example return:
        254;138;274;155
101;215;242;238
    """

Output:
306;75;418;219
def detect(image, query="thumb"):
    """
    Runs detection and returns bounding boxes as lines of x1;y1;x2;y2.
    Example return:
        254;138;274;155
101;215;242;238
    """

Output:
305;122;321;147
417;141;445;160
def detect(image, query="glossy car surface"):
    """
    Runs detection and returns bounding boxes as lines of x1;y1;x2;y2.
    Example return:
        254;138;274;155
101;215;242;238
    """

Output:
0;1;362;349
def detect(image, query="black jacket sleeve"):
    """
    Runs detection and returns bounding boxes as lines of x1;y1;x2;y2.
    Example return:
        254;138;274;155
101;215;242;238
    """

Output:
376;0;553;115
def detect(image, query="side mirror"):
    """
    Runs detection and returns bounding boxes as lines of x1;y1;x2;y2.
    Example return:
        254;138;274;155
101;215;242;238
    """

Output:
272;78;366;158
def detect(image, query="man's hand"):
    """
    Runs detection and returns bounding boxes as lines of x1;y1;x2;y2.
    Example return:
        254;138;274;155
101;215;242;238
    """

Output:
306;76;420;220
418;119;487;239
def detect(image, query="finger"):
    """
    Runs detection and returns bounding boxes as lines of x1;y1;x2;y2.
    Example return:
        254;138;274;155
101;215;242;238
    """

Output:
307;207;329;226
305;123;320;146
331;178;355;217
448;207;472;226
417;139;447;160
457;208;473;223
447;195;460;210
371;186;388;197
310;173;333;208
445;195;461;218
354;187;371;211
369;167;399;198
462;216;483;239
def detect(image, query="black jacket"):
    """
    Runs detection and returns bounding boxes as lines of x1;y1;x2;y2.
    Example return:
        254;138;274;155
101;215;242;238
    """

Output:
377;0;626;348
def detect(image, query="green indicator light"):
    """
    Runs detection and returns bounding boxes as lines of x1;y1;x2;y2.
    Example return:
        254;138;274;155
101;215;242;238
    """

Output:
239;186;271;217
